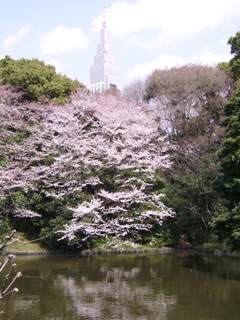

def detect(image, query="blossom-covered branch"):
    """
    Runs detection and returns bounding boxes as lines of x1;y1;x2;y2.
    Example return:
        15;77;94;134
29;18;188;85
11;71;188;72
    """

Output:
1;86;174;246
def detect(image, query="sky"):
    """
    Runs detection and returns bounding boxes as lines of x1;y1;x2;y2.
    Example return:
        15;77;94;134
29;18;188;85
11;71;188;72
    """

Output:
0;0;240;89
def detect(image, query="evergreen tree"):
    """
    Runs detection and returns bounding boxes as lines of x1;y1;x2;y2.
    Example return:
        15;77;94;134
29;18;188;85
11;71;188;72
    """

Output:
213;31;240;249
0;56;84;104
214;87;240;249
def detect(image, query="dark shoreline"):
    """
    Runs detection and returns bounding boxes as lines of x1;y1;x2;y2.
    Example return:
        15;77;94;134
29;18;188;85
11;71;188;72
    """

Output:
2;246;240;257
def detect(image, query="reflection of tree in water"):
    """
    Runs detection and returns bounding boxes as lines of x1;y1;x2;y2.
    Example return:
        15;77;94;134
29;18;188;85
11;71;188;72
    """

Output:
1;255;239;319
182;255;240;281
55;265;176;320
8;296;40;315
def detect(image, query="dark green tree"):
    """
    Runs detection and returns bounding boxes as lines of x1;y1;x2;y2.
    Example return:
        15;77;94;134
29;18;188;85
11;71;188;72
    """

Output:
213;86;240;249
228;31;240;59
219;31;240;82
0;56;84;104
212;31;240;250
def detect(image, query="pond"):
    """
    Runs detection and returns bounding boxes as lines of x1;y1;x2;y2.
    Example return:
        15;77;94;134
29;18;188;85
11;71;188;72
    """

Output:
0;253;239;319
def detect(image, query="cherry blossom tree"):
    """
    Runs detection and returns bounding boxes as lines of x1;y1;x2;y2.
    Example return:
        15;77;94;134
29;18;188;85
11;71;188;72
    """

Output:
44;90;174;245
0;89;45;219
0;86;174;248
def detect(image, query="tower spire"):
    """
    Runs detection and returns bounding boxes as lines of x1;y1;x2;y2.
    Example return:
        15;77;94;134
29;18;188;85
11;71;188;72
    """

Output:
103;6;106;28
89;6;119;93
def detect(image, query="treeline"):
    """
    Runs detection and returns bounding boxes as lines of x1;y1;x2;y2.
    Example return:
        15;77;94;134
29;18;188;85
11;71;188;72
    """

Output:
123;31;240;250
0;32;239;252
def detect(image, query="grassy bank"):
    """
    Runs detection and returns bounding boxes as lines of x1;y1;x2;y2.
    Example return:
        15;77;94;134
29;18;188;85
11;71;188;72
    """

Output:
2;232;50;254
2;232;240;257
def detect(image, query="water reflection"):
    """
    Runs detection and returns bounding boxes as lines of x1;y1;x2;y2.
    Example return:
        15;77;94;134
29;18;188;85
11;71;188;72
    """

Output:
55;264;176;319
182;255;240;280
0;254;239;320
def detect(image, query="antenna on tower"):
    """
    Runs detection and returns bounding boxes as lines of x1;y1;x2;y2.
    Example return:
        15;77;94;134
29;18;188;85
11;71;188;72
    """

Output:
103;6;106;28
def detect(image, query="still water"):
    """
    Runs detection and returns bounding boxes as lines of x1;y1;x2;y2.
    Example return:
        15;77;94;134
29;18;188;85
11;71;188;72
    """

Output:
0;253;239;320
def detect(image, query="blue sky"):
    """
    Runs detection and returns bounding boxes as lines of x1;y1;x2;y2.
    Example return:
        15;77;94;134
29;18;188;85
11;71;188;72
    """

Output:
0;0;240;88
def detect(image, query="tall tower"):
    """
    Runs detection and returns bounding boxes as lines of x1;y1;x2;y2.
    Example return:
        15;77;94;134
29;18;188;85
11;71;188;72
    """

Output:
89;7;119;93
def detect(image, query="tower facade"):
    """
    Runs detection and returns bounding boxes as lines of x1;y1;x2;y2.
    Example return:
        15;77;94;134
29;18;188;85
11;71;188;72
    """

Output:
89;11;119;93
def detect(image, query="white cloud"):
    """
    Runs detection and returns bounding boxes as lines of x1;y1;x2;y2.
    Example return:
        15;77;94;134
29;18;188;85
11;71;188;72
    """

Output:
123;36;139;49
126;50;232;81
126;54;186;79
93;0;240;39
191;52;232;66
2;25;32;48
40;26;89;56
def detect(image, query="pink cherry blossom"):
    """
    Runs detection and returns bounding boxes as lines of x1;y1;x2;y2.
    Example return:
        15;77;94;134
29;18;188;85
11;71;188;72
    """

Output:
1;86;174;241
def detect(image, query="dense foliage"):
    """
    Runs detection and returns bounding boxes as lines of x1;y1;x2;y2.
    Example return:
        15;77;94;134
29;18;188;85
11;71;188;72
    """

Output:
123;32;240;251
0;88;173;250
213;87;240;249
0;56;84;104
0;31;240;252
144;64;231;244
212;32;240;249
228;31;240;81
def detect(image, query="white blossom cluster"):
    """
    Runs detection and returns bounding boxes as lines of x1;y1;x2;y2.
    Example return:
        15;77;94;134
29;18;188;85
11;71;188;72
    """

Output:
0;88;174;241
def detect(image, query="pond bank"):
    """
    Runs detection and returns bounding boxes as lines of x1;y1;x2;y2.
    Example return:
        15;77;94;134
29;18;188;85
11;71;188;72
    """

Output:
2;245;240;257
